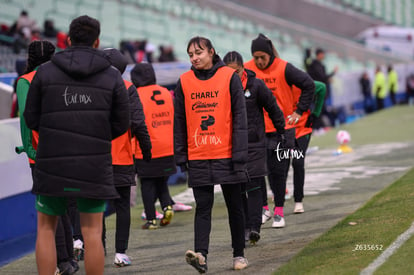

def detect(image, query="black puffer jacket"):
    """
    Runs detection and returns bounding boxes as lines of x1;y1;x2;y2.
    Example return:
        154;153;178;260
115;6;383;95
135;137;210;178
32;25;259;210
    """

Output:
131;63;176;177
24;46;130;199
174;59;248;187
244;69;285;178
104;48;152;187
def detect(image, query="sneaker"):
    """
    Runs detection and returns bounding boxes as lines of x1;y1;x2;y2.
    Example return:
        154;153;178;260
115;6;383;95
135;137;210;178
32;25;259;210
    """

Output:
185;250;207;274
249;230;260;245
70;259;79;273
294;202;304;214
160;205;174;226
57;261;76;275
142;219;158;229
141;210;163;220
73;239;84;261
114;253;131;267
262;208;272;224
272;215;286;228
172;202;193;212
233;256;248;270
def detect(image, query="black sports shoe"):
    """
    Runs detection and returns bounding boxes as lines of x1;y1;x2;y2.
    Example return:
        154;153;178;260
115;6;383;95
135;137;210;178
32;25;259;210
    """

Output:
249;230;260;245
185;250;207;274
142;219;158;230
70;259;79;273
57;261;76;275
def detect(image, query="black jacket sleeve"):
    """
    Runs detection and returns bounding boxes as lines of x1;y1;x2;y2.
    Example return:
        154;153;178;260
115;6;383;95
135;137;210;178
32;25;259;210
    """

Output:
307;60;326;83
24;70;42;131
111;74;130;139
128;84;151;156
285;63;315;115
229;73;248;171
256;79;286;134
173;79;188;167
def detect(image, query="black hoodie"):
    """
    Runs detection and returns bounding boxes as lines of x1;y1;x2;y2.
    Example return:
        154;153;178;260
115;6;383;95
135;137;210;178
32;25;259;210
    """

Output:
24;46;130;199
174;59;248;187
130;63;177;177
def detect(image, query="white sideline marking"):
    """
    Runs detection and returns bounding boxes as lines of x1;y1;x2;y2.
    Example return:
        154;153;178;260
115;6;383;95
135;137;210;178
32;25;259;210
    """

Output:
360;221;414;275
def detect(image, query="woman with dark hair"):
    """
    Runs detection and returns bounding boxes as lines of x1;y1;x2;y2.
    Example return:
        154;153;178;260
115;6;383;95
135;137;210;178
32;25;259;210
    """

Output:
16;40;56;166
245;33;314;228
223;51;285;245
174;37;249;272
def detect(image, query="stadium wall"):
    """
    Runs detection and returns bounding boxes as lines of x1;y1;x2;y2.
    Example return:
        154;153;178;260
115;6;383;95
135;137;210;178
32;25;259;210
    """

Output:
0;118;36;267
0;79;15;119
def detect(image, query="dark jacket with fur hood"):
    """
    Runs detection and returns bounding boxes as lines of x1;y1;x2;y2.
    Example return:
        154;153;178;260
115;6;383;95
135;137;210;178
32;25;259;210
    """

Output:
24;46;130;199
174;59;248;187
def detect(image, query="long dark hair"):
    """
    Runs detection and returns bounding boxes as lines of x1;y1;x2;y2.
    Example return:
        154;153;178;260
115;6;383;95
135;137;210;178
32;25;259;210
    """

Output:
223;51;244;67
23;40;55;74
186;36;220;64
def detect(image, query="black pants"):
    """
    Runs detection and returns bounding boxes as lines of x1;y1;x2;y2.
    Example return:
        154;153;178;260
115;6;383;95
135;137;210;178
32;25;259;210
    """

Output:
140;177;172;221
105;186;131;254
260;179;268;207
391;92;397;105
242;177;264;232
193;184;245;258
376;97;384;110
266;128;295;208
55;214;74;263
291;134;311;203
67;198;82;241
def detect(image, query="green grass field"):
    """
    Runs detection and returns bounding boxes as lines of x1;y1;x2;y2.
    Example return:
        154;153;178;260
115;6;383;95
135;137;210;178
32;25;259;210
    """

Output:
275;105;414;274
310;105;414;148
275;167;414;274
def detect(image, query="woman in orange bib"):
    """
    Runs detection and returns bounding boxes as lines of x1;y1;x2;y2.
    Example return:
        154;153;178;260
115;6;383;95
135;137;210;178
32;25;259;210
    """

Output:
174;36;249;273
245;34;314;228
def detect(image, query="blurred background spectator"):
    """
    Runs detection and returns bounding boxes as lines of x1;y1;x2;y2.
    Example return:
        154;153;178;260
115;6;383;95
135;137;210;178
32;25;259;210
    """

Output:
359;71;374;114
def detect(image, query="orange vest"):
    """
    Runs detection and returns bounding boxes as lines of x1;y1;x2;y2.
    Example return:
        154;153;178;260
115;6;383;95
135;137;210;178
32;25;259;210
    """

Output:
180;67;234;160
20;71;39;164
135;84;174;159
111;80;134;165
292;85;312;138
245;58;295;132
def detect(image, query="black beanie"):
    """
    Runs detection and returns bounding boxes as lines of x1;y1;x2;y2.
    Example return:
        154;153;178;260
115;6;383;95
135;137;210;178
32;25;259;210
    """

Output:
251;33;273;55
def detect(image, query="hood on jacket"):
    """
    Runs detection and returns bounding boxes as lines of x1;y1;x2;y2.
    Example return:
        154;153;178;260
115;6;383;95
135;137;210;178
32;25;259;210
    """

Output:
103;48;128;74
245;68;257;89
131;63;156;88
52;46;112;78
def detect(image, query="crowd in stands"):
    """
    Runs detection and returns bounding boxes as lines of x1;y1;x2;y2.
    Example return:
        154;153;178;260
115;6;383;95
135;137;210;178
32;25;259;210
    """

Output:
119;39;177;64
1;11;178;74
0;10;68;53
